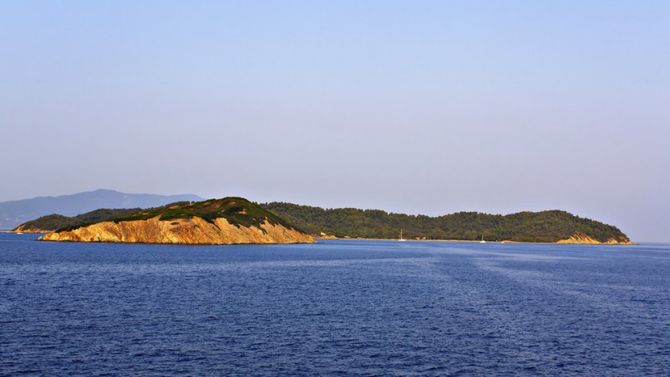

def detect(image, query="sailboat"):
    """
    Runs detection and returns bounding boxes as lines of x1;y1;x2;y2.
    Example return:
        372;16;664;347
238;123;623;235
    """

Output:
398;229;406;242
480;235;486;244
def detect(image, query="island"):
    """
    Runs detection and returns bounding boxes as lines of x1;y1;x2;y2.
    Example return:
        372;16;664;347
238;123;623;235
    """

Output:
36;198;314;245
15;199;631;245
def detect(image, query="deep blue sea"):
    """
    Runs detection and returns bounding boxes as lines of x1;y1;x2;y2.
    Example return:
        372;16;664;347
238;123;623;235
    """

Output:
1;233;668;376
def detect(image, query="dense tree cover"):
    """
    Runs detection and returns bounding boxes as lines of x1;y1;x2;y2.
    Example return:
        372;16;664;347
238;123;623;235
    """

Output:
261;203;630;243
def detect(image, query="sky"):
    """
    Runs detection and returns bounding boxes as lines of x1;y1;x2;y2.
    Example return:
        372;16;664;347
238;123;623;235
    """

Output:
1;1;669;241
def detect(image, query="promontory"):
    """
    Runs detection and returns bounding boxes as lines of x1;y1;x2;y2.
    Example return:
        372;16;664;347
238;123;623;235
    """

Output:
38;198;314;245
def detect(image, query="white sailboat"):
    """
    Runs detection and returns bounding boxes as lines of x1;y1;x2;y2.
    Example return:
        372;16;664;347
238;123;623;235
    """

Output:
480;235;486;244
399;229;406;242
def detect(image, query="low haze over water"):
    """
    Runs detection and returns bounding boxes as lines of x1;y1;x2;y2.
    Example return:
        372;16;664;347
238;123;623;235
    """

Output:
1;234;668;376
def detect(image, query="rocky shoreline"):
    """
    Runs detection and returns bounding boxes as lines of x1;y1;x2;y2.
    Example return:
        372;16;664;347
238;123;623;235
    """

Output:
40;216;314;245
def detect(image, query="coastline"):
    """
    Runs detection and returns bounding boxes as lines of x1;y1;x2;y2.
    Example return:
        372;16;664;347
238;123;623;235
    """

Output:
318;237;634;246
1;230;633;246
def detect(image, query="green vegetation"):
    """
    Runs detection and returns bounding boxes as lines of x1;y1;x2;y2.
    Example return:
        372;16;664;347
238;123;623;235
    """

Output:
56;197;297;232
261;203;630;243
14;208;141;232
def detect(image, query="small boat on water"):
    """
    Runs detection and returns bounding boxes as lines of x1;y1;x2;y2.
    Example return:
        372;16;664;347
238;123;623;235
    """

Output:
480;235;486;244
399;229;406;242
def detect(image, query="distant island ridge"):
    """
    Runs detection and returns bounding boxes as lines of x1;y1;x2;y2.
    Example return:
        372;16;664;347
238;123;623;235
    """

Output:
12;192;631;245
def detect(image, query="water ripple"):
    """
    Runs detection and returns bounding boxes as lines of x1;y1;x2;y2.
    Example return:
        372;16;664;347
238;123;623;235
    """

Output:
1;235;668;376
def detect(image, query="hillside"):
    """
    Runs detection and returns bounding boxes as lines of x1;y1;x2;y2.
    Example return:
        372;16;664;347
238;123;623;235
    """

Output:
40;197;314;245
261;203;631;244
0;189;202;230
14;208;142;233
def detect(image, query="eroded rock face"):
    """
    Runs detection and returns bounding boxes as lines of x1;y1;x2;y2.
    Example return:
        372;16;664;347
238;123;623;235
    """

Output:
40;216;314;245
13;224;47;233
556;232;631;245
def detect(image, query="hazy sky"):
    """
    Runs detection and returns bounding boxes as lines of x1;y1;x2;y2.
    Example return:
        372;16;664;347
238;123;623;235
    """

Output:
1;1;669;241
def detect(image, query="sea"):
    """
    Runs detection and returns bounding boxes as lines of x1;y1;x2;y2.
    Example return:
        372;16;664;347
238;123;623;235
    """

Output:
1;233;668;376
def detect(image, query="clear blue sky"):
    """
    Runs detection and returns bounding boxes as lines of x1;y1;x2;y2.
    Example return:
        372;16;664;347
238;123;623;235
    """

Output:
1;1;669;241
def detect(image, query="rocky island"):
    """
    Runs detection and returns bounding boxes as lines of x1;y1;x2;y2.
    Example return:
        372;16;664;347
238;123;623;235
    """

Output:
16;198;631;245
38;198;314;245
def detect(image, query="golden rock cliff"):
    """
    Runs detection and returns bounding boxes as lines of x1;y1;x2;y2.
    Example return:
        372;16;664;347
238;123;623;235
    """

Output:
13;224;46;233
40;216;314;245
556;232;631;245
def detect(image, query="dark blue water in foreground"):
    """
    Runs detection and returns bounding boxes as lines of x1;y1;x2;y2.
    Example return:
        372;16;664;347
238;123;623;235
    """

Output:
1;234;669;376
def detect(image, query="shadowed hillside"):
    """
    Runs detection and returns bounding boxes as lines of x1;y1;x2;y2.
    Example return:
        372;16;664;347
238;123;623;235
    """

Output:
14;208;142;233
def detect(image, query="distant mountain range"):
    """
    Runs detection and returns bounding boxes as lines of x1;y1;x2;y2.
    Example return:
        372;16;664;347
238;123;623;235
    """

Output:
0;189;202;230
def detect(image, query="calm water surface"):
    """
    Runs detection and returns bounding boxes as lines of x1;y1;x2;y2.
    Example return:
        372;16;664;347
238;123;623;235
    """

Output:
1;234;668;376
